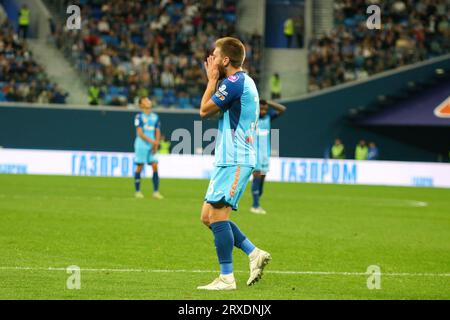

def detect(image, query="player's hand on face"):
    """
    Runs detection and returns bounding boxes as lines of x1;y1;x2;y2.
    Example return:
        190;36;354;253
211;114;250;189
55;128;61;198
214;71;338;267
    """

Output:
204;55;219;82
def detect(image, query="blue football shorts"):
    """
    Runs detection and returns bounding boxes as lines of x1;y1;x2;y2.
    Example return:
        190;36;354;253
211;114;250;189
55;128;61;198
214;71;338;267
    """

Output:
204;165;254;211
254;160;269;174
134;147;158;164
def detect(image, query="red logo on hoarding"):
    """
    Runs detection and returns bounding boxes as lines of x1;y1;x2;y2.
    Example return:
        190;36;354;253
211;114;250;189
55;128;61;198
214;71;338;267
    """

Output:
434;96;450;118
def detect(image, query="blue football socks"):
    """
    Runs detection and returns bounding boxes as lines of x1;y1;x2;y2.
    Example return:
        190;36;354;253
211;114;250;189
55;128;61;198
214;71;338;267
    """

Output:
134;172;141;192
152;171;159;192
259;176;265;197
210;221;234;275
252;176;261;208
229;221;256;256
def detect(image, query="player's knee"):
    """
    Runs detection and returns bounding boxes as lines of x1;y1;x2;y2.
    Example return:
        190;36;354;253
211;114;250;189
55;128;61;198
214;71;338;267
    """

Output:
200;215;210;227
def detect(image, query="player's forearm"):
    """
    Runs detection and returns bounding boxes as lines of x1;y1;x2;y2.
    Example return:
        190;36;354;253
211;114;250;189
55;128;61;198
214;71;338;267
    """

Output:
201;80;216;108
200;80;219;118
155;129;161;144
267;100;287;113
138;132;156;145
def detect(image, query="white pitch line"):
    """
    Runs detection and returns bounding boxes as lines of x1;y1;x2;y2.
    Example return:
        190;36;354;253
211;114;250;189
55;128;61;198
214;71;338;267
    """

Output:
407;200;428;207
0;267;449;277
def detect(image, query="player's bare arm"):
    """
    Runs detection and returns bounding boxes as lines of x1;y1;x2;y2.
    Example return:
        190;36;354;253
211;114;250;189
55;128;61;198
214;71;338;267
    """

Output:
267;100;287;115
153;128;161;154
137;127;158;146
200;55;221;119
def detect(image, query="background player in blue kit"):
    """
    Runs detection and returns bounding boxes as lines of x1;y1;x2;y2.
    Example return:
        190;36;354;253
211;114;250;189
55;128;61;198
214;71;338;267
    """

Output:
251;99;286;214
197;37;271;291
134;97;164;200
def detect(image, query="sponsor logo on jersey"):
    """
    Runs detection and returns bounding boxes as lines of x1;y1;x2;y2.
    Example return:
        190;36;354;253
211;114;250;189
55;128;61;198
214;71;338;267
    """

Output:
215;92;226;101
218;84;228;96
228;74;239;82
434;96;450;118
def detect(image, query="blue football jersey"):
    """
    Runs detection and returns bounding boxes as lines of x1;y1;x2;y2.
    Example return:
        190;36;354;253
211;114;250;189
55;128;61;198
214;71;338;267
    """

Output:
134;112;161;149
211;71;259;167
256;109;278;165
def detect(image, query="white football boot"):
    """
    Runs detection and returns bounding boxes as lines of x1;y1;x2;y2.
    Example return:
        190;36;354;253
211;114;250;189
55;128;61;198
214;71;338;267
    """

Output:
197;274;236;290
152;192;164;200
250;207;267;215
135;191;144;199
247;248;272;286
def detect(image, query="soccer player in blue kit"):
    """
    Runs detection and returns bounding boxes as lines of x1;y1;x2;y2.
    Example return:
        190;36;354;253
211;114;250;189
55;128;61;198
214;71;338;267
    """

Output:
133;97;164;200
197;37;271;290
251;99;286;214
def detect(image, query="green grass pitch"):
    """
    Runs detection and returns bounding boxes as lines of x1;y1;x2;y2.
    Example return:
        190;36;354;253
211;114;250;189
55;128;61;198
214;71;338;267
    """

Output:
0;174;449;300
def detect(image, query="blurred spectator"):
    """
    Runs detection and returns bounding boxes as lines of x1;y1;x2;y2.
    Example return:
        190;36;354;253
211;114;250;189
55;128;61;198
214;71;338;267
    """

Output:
331;138;346;159
308;78;320;92
37;90;50;104
0;5;7;25
295;16;304;48
48;17;56;36
270;73;282;99
355;139;368;160
50;85;69;104
88;83;102;105
18;5;30;39
284;17;295;48
47;17;57;44
159;134;171;155
367;142;379;160
309;0;450;92
161;66;175;88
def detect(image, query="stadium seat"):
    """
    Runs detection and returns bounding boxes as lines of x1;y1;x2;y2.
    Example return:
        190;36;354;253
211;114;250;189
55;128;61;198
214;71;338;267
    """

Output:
91;7;103;20
190;95;201;108
153;88;164;103
131;35;144;46
178;96;193;109
101;35;119;46
103;94;113;105
224;13;236;23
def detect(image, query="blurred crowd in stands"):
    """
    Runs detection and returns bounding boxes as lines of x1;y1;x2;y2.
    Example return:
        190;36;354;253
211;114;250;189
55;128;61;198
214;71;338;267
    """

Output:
3;0;449;107
50;0;262;108
0;15;68;103
308;0;450;92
